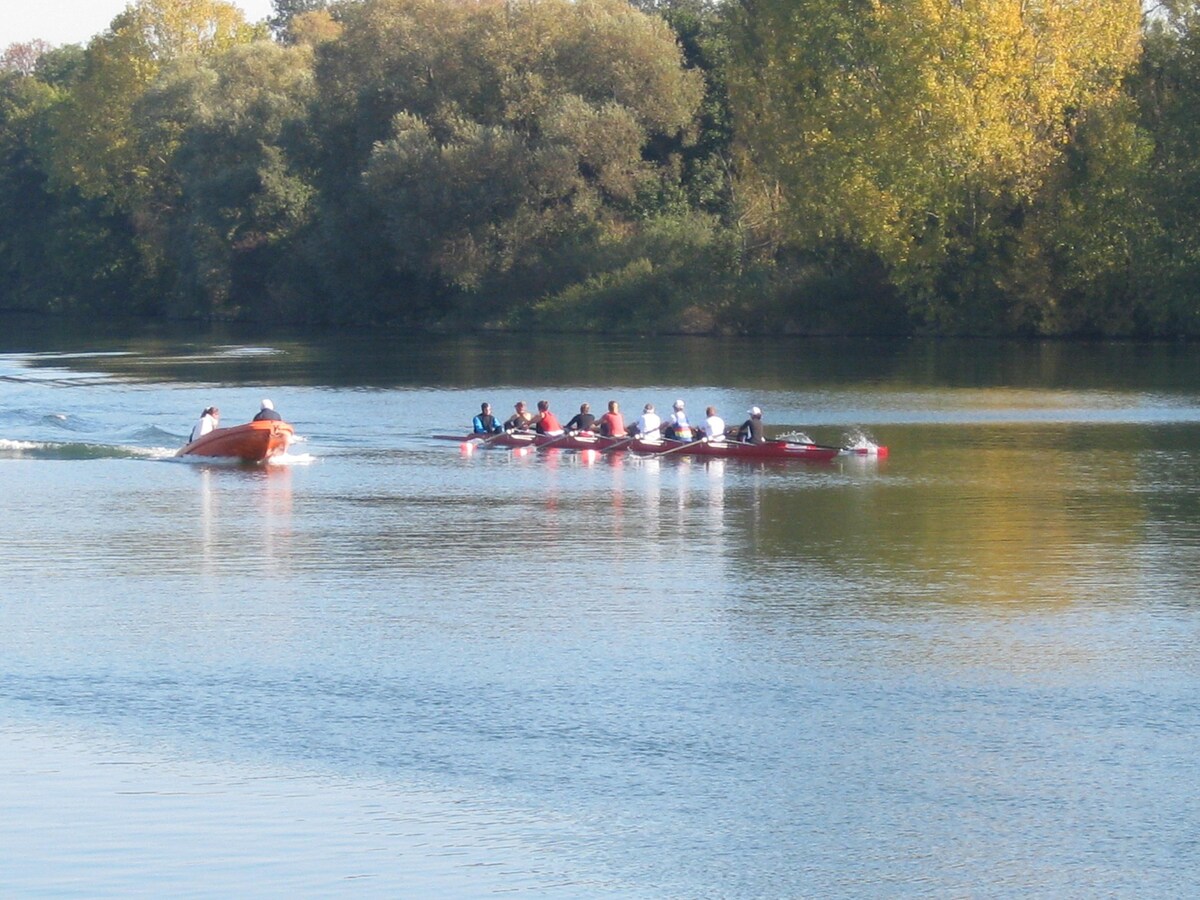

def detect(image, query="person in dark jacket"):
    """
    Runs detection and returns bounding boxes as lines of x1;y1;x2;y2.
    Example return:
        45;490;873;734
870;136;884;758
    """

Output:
737;406;766;444
253;398;283;422
564;402;596;433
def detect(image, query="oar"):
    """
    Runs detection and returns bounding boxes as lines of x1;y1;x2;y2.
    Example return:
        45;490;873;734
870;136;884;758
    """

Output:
460;428;516;452
476;429;516;446
599;432;641;454
536;429;577;452
654;436;710;457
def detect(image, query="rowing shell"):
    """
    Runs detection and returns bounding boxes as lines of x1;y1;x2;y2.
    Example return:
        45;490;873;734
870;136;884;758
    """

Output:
436;432;886;461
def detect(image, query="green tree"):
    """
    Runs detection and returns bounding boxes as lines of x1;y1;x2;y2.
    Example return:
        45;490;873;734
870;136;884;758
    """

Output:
0;68;143;314
1131;1;1200;333
310;0;704;323
47;0;262;209
133;41;318;317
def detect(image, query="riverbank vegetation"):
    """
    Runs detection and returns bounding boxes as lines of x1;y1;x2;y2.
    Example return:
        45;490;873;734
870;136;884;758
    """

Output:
2;0;1199;336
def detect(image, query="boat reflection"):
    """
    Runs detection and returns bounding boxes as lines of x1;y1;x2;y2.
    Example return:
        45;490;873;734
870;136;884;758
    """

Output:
196;462;294;576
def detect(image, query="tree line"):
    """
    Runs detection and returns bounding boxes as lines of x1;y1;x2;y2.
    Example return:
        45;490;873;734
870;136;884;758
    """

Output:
1;0;1198;336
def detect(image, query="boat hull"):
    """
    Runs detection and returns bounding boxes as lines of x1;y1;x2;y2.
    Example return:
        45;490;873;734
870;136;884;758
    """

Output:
442;432;862;462
176;420;294;462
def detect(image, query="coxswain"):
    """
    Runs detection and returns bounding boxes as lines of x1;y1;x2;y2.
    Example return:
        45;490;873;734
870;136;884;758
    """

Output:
737;406;766;444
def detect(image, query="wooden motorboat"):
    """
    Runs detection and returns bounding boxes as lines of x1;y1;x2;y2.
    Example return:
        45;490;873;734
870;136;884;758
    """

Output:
176;420;294;462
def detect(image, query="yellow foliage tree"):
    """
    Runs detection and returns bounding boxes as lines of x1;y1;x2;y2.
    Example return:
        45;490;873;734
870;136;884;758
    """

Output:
729;0;1143;315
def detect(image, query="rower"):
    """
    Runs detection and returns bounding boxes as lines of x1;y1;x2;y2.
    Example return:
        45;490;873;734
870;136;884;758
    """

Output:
663;399;692;441
534;399;564;435
504;401;533;432
564;403;596;433
598;400;625;437
701;405;726;443
634;403;662;444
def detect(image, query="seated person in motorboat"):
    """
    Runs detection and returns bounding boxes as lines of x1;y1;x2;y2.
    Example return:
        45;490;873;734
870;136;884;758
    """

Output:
253;398;283;422
190;406;219;442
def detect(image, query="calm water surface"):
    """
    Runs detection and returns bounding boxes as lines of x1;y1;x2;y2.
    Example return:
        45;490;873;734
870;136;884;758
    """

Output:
2;318;1199;896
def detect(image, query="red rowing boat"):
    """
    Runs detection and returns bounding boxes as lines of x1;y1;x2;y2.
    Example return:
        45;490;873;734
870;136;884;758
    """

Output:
176;420;295;462
437;431;886;461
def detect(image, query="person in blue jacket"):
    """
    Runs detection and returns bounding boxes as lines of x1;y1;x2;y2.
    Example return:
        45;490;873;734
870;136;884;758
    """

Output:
473;402;503;434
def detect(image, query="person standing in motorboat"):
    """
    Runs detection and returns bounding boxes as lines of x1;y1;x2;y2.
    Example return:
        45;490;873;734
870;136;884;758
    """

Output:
189;406;219;442
663;399;693;441
737;406;766;444
253;399;283;422
473;402;502;434
701;405;726;443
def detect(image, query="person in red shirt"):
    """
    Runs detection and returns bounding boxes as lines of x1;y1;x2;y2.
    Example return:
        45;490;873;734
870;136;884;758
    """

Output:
534;399;564;435
598;400;626;437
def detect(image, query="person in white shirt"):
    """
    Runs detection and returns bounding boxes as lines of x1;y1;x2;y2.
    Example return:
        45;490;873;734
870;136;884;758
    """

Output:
189;407;219;442
635;403;662;444
701;405;725;443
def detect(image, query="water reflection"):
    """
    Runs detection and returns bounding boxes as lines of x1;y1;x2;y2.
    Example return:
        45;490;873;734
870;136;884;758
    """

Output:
194;463;295;577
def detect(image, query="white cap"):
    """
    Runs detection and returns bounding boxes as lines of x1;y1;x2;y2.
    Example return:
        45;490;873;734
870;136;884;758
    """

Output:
673;399;685;410
261;398;274;410
749;406;761;416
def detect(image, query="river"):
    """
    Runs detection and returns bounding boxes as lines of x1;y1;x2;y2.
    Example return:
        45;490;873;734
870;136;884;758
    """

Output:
1;316;1197;896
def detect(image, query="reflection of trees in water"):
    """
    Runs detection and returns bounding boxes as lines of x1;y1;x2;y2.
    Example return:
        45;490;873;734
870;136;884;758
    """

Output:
727;435;1152;611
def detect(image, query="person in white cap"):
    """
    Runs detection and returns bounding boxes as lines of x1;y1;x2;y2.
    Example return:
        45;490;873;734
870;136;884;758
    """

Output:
252;398;283;422
737;406;766;444
663;399;693;441
634;402;662;444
